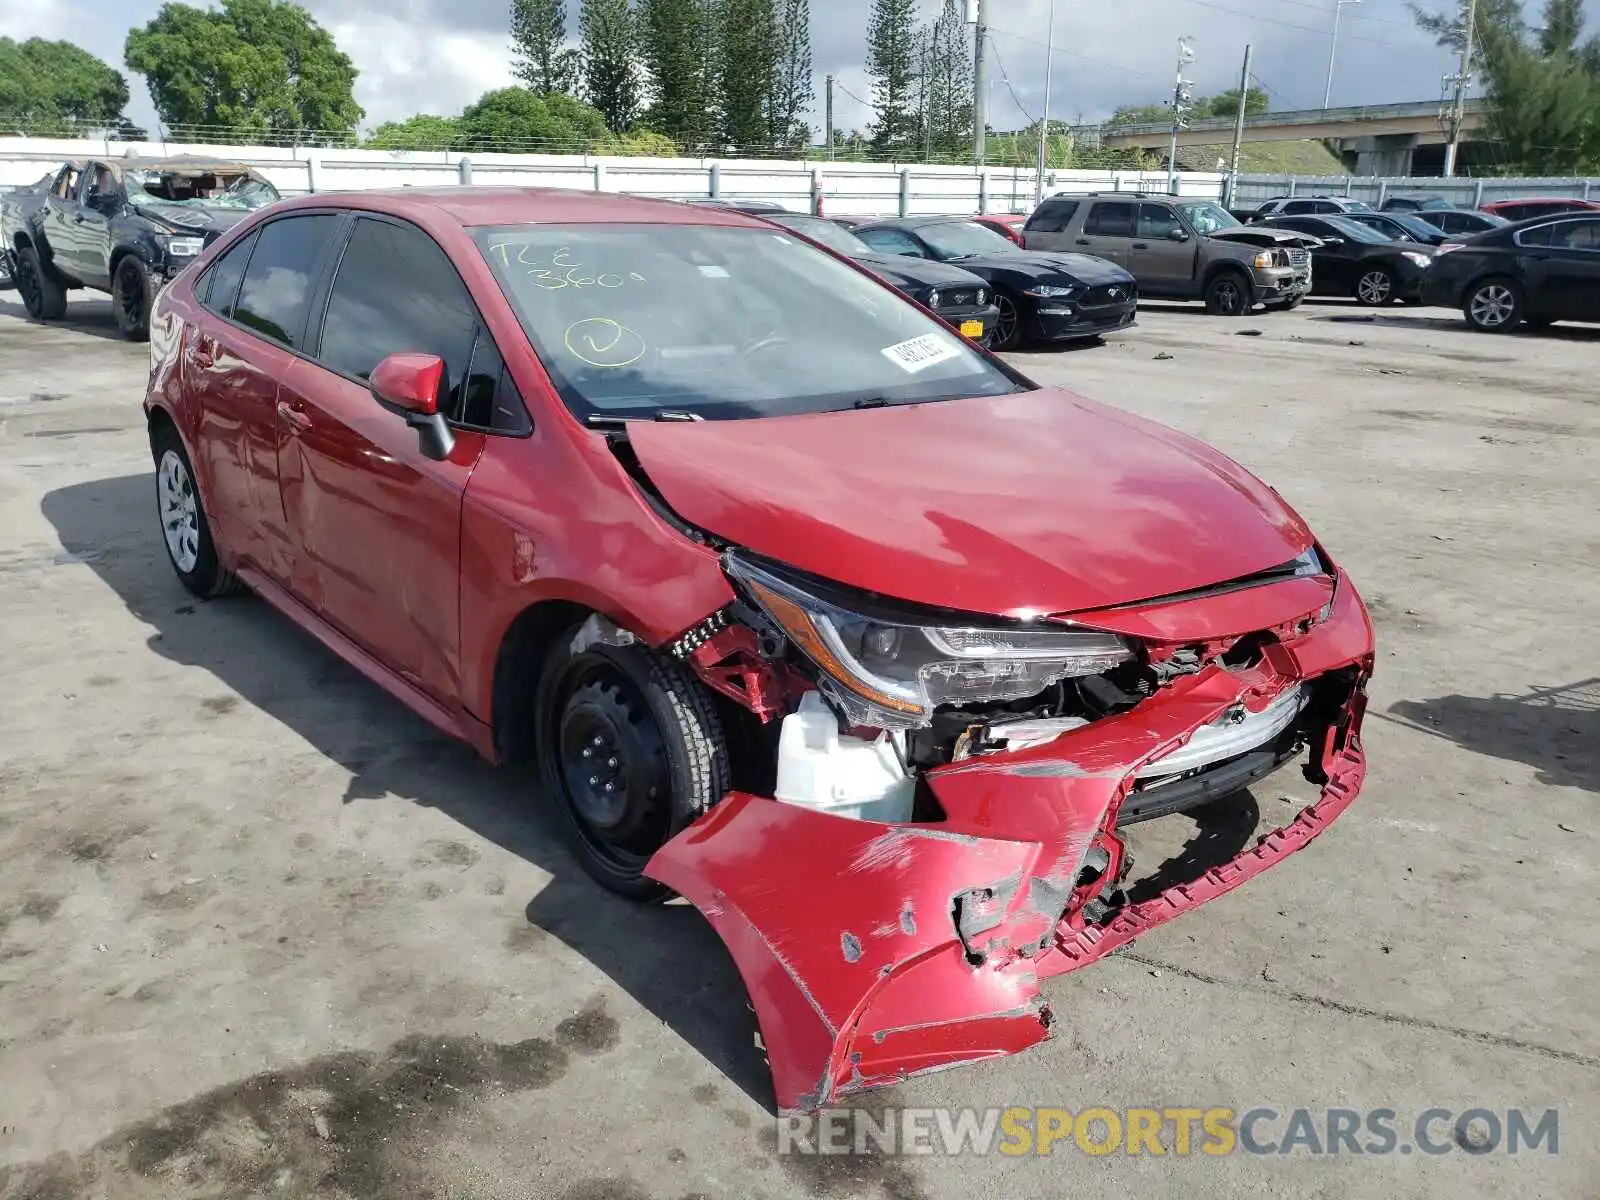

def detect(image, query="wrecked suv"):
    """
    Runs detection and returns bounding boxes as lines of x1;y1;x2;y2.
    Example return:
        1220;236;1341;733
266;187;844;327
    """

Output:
144;188;1374;1112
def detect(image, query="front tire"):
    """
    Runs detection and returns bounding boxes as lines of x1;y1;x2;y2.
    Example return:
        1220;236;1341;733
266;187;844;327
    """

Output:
990;292;1025;352
151;424;243;598
535;636;730;901
113;256;154;342
1203;270;1252;316
1464;277;1523;333
1355;266;1398;306
14;245;67;320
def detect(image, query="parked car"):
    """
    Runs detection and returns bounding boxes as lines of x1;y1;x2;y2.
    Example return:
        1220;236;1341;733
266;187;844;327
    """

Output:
829;215;874;230
853;216;1138;349
1342;210;1451;247
143;185;1373;1112
1479;196;1600;223
1258;214;1436;304
1380;195;1451;213
1424;213;1600;332
1255;195;1375;217
1026;192;1314;316
1;154;280;339
971;213;1027;245
688;198;789;213
726;207;1000;344
1408;208;1508;238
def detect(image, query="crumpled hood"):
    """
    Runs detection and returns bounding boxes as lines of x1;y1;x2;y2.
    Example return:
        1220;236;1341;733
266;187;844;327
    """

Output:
133;203;253;233
627;388;1314;617
1211;227;1316;247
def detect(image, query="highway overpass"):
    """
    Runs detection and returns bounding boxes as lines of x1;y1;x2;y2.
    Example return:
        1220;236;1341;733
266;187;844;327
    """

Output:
1097;100;1488;175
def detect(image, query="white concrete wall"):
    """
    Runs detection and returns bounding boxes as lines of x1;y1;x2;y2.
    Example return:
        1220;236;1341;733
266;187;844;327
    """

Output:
0;136;1227;216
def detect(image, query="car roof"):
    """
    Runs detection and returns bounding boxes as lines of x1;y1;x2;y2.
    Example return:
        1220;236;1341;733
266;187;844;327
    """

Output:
854;215;975;230
265;185;767;229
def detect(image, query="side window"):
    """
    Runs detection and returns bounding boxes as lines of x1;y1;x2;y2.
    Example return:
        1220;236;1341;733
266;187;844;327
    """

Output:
460;327;533;434
234;214;338;349
1025;199;1079;233
1137;203;1180;239
1549;219;1600;250
317;217;480;420
1084;201;1136;237
1500;204;1528;222
52;167;81;199
1518;222;1554;247
197;230;257;317
858;228;925;257
1282;200;1311;214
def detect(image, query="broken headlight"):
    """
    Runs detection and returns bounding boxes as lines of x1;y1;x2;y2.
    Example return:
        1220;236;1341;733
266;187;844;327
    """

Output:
725;555;1133;727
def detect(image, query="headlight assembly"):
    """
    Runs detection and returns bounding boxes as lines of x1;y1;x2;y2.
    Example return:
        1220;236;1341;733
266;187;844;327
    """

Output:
1023;284;1081;299
926;289;942;309
164;236;205;257
725;555;1133;727
1402;251;1432;268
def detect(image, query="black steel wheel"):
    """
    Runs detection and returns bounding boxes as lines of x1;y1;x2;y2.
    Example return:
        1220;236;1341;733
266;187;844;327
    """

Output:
14;245;66;320
535;636;729;901
113;256;153;342
1204;270;1252;316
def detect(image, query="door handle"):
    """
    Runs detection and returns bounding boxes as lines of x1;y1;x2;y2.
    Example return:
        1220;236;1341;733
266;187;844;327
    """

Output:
1132;242;1149;249
1075;237;1091;245
73;213;87;224
276;399;313;433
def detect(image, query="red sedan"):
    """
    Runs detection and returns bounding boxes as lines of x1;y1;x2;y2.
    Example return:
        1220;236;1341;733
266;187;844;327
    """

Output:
145;187;1373;1111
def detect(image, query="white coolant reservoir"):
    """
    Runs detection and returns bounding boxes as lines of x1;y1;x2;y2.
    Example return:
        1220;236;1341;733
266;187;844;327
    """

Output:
774;692;916;823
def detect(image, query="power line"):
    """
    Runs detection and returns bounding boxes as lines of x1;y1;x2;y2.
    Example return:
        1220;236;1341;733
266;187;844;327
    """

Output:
1174;0;1422;47
988;25;1166;82
988;38;1038;125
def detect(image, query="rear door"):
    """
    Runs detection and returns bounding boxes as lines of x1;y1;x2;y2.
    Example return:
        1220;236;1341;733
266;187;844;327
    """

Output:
1074;200;1136;267
280;214;501;703
1535;218;1600;319
1128;202;1198;294
1021;198;1080;252
189;213;342;582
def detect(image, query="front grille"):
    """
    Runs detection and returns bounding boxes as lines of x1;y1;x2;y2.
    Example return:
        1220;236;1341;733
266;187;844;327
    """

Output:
938;290;978;309
1288;248;1310;270
1084;283;1137;306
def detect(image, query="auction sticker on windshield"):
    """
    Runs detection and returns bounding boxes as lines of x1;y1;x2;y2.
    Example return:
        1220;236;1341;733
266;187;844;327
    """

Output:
882;333;964;374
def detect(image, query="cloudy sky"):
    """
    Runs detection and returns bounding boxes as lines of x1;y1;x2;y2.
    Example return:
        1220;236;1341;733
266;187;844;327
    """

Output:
7;0;1600;136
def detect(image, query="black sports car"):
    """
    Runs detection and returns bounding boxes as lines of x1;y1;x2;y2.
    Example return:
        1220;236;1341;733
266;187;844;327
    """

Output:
851;216;1137;350
705;206;1001;344
1423;212;1600;332
1258;214;1437;305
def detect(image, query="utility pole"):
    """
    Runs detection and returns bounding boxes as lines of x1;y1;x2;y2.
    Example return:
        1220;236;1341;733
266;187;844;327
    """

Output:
1324;0;1361;108
1443;0;1476;176
825;74;835;160
1226;43;1253;208
922;37;932;161
1166;37;1196;194
970;0;989;166
1034;0;1057;206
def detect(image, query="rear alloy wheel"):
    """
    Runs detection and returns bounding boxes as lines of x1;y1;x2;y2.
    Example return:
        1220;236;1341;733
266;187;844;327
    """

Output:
536;637;730;901
1464;279;1523;333
1204;270;1252;316
1355;267;1398;306
990;292;1024;352
14;245;66;320
113;256;154;342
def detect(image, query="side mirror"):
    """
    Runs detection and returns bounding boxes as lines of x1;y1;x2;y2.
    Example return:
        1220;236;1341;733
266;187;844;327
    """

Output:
1167;228;1190;242
370;352;455;461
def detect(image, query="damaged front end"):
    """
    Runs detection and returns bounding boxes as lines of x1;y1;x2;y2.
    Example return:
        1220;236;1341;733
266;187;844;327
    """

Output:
645;549;1373;1112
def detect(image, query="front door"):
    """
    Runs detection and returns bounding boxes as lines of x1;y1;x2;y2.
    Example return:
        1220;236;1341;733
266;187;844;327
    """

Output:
280;214;488;704
1128;202;1199;295
74;164;120;289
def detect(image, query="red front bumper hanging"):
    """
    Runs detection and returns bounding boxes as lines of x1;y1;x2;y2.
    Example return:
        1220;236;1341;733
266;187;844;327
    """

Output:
646;576;1373;1112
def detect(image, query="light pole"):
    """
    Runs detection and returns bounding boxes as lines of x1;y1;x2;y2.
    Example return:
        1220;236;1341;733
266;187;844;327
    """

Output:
1034;0;1057;206
1166;37;1196;195
1324;0;1361;108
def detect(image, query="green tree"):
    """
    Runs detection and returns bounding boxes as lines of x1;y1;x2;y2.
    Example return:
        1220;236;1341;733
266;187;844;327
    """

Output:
720;0;778;148
456;86;612;150
640;0;716;146
770;0;813;149
581;0;642;132
125;0;362;139
364;113;463;150
921;0;973;159
1474;0;1600;171
1203;86;1268;117
511;0;581;95
1407;0;1524;50
1107;103;1169;126
0;38;131;129
866;0;920;155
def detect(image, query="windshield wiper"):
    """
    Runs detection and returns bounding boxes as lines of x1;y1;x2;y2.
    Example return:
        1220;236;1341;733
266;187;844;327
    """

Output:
852;397;893;409
585;409;705;428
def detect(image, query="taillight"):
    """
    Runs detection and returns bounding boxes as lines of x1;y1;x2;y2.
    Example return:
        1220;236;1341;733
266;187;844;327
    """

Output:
1437;242;1465;255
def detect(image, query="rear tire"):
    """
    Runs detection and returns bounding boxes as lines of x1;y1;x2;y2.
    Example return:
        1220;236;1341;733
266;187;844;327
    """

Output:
535;635;730;901
1464;277;1523;333
1203;270;1252;316
15;245;66;320
112;256;154;342
150;423;244;599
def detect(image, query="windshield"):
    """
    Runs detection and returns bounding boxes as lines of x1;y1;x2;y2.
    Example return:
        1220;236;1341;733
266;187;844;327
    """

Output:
769;213;872;256
1342;199;1375;212
1390;214;1442;240
1321;215;1391;244
1176;201;1240;235
919;222;1017;259
125;170;280;210
474;223;1025;423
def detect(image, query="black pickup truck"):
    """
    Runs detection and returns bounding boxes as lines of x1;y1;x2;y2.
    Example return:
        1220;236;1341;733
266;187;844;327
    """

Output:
1;154;280;340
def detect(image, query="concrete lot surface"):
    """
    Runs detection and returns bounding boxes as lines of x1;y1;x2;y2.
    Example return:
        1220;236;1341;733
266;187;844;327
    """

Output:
0;294;1595;1199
